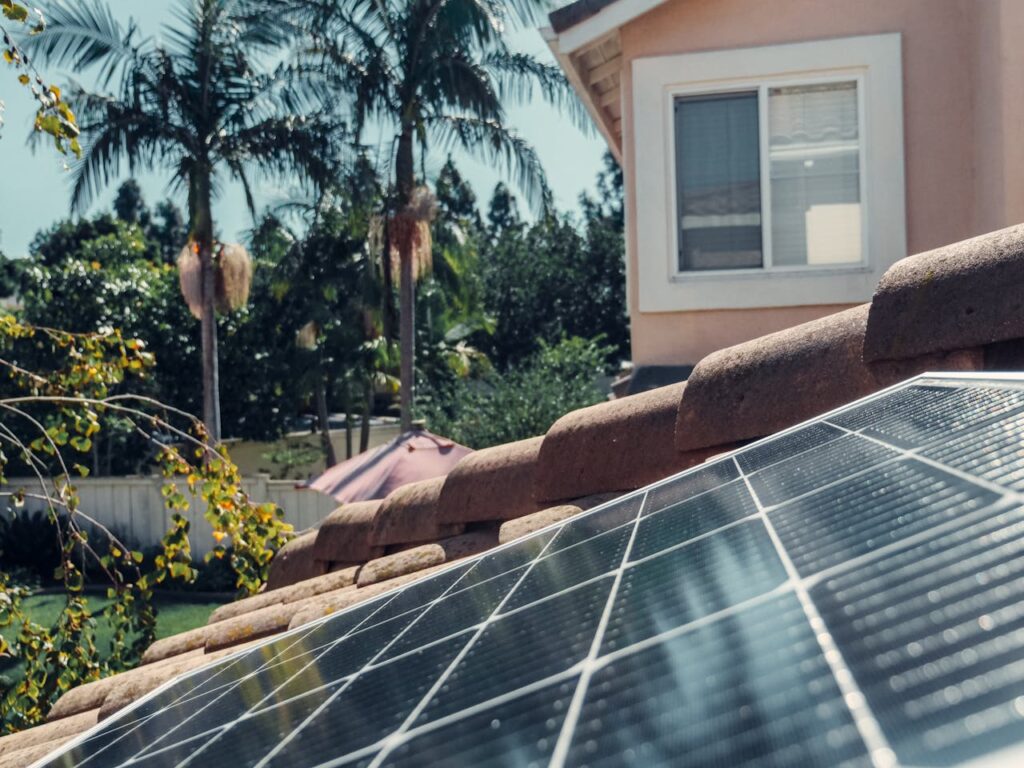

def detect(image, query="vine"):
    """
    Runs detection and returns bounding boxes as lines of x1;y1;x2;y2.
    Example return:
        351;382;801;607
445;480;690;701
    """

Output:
1;0;80;157
0;314;292;732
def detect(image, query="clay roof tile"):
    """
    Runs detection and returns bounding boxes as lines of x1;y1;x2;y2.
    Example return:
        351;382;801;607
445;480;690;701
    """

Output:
265;529;328;591
865;224;1024;362
534;383;717;502
675;304;983;452
208;566;361;624
310;500;386;564
368;476;451;547
436;436;544;524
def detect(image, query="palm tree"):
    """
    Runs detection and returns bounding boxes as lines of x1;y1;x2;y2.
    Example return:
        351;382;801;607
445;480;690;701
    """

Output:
295;0;582;431
26;0;342;440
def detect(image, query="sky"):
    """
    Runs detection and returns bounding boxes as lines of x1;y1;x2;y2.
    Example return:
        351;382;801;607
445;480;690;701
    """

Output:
0;0;607;258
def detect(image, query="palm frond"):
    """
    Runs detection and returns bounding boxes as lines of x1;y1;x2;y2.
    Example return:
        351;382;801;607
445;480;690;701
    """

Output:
429;114;550;213
483;50;591;132
25;0;143;88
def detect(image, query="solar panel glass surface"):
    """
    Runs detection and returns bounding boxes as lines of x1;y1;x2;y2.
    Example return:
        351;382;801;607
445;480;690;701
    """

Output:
35;375;1024;768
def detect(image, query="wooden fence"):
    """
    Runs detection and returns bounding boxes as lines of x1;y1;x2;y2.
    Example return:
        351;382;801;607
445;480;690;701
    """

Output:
8;475;338;557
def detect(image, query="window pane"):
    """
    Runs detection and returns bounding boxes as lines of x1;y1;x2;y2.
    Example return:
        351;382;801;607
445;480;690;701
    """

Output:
769;82;861;267
675;92;762;271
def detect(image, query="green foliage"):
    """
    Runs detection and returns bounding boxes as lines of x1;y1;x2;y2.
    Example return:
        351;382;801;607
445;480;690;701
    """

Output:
0;314;292;732
0;509;62;583
419;336;611;449
477;154;628;370
1;1;80;157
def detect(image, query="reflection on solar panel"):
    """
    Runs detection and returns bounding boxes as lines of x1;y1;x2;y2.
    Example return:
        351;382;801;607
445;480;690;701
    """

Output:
35;374;1024;767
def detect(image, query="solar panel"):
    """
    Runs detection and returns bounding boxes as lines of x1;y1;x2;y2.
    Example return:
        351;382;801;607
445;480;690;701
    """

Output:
34;373;1024;768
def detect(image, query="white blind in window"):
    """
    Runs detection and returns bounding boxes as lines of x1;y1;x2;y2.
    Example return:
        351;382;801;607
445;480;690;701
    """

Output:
768;81;862;266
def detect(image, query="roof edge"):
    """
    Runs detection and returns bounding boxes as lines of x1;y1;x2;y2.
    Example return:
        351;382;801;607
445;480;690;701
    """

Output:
541;26;623;162
546;0;669;53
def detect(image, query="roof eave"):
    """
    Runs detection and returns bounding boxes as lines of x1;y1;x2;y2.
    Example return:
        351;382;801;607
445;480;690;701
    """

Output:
541;25;624;163
547;0;670;54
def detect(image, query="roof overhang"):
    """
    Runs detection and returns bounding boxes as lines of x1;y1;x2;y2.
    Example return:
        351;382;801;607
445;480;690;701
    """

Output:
543;0;669;163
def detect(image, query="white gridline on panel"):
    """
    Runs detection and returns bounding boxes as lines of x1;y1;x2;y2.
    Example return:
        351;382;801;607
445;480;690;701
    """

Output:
174;554;493;766
31;373;1024;768
30;373;925;766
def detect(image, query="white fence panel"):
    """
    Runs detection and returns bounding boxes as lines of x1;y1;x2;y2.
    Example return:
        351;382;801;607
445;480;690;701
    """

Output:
7;476;338;557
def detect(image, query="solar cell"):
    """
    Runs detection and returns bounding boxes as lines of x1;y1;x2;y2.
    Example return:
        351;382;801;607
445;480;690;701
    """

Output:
34;374;1024;768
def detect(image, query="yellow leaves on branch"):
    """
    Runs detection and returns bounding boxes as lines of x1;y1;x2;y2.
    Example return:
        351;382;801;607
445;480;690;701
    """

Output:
3;1;82;158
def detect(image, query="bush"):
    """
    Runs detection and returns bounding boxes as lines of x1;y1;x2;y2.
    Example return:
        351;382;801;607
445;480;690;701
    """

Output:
419;336;611;449
0;510;63;585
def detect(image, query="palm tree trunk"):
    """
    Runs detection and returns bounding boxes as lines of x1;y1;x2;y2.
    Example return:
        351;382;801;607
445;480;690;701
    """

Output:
343;378;353;460
396;129;415;432
315;371;337;468
360;379;372;453
194;172;221;442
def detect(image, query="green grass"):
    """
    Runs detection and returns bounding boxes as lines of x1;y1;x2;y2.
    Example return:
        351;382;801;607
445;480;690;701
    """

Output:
0;592;229;688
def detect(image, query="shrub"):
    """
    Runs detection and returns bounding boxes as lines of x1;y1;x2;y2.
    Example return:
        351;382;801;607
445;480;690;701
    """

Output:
419;336;611;449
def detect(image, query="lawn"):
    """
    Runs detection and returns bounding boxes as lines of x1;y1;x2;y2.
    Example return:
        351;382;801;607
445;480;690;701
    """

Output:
0;592;229;689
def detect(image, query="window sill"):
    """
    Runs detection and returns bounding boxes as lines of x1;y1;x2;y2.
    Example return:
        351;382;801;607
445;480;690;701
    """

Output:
670;264;872;283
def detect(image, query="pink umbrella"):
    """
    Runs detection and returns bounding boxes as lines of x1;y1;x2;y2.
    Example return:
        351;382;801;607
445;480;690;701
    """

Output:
307;428;473;503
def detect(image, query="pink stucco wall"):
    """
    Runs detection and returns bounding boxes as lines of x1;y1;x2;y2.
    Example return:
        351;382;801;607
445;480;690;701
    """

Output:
620;0;1024;365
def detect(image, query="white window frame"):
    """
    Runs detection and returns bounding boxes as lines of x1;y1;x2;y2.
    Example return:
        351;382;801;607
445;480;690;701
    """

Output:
632;33;905;312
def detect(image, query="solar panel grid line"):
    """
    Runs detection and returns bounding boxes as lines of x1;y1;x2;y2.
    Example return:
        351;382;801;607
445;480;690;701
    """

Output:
199;551;491;768
591;580;793;668
52;583;427;768
627;508;758;567
61;625;330;768
545;491;648;768
316;666;589;768
126;581;442;766
37;373;1024;768
747;437;903;512
735;423;848;476
825;419;1024;507
799;494;1020;592
340;513;569;768
731;453;899;768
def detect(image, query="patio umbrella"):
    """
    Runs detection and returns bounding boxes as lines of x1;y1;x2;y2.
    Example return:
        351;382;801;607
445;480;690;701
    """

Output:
306;427;473;503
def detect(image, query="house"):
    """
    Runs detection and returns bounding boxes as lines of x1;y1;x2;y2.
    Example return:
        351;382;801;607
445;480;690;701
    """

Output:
543;0;1024;369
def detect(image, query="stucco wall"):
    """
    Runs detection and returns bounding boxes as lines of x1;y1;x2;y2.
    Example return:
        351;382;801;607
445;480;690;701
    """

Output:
619;0;1024;365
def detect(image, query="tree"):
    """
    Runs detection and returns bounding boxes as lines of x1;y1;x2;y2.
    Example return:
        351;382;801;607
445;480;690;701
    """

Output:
300;0;582;431
0;314;291;731
478;174;629;369
26;0;343;440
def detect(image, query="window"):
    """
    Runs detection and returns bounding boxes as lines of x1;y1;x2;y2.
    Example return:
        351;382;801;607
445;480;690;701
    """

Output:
631;34;905;312
674;81;862;273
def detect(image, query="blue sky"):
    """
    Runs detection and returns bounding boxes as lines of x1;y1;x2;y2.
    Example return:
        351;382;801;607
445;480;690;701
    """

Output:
0;0;606;257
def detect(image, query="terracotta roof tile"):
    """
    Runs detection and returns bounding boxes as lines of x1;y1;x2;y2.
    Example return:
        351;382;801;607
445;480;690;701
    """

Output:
498;504;582;544
265;529;328;591
46;649;208;721
436;436;544;524
864;224;1024;362
288;562;456;629
368;476;453;547
207;566;360;624
675;304;983;452
0;737;71;768
0;708;97;759
310;500;387;564
144;595;327;663
534;383;714;502
356;531;496;587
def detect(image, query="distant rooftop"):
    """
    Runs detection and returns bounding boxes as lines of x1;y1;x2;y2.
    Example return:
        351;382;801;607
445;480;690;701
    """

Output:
548;0;619;32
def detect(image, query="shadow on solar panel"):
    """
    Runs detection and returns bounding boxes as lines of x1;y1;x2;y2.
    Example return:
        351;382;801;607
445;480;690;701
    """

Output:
34;374;1024;768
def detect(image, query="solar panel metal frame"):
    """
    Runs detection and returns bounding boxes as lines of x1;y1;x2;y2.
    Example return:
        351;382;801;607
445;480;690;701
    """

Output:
31;371;1024;768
